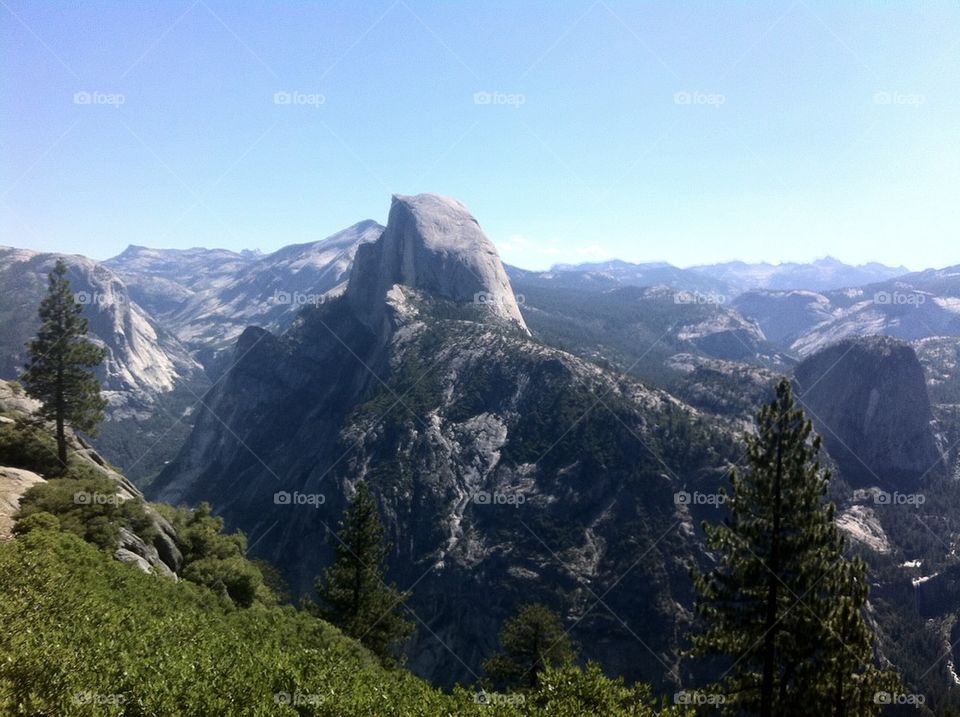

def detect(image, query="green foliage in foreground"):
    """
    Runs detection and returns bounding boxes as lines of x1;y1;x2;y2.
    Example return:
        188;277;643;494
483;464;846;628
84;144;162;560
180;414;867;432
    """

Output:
158;501;273;607
0;529;688;716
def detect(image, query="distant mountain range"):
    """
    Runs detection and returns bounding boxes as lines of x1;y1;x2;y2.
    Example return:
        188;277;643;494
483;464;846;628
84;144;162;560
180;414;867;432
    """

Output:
532;256;909;294
104;219;383;367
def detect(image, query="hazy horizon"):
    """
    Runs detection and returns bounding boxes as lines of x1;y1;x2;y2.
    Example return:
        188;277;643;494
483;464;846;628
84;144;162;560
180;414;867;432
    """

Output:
0;232;926;274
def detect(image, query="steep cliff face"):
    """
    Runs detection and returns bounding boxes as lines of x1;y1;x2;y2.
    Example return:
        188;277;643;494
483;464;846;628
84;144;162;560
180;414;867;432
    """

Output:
0;247;203;406
153;194;734;687
793;336;943;488
347;194;528;335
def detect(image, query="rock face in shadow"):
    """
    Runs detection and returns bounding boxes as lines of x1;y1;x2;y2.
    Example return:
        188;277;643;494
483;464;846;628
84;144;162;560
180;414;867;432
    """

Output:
346;194;528;335
793;336;943;489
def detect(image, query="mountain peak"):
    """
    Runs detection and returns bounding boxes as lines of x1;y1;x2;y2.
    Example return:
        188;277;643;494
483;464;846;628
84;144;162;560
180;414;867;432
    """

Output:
346;193;528;333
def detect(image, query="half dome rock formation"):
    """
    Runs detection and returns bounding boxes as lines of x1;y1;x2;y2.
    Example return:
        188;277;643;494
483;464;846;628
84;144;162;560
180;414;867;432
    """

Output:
793;336;943;489
346;193;529;334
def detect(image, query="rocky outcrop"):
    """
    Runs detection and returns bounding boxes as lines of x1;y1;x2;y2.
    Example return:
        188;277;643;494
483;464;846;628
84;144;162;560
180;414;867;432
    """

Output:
793;336;943;488
0;466;45;540
0;379;182;575
836;504;891;554
117;527;177;579
346;194;528;335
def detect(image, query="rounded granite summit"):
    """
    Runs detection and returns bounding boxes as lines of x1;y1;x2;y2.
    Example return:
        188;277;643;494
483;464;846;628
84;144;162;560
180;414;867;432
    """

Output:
346;193;529;334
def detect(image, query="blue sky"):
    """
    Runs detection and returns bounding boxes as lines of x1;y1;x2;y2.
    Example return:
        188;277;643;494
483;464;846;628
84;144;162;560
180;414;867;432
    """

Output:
2;1;958;270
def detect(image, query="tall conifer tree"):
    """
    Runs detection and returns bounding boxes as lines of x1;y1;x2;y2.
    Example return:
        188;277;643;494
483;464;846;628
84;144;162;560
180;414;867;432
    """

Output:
21;259;106;468
314;481;414;664
690;378;897;716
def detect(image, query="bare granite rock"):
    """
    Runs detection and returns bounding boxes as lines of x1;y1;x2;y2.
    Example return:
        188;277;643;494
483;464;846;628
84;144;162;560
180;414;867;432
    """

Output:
347;194;528;335
0;466;45;540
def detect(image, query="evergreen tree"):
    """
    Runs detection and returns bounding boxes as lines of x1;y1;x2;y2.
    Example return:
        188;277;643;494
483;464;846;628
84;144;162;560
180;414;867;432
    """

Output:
689;378;897;716
21;259;106;468
313;481;413;663
483;603;578;689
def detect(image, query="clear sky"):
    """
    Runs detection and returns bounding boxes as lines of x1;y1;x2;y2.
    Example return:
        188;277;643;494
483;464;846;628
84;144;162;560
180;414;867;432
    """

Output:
2;1;958;270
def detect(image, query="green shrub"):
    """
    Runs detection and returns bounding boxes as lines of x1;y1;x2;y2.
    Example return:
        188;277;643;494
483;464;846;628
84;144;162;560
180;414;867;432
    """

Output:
15;476;155;550
0;418;63;476
182;556;264;608
11;510;60;536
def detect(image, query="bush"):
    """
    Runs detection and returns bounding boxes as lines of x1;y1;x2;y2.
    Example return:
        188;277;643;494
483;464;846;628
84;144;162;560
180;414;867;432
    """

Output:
11;510;60;536
0;418;63;476
182;556;264;608
529;663;689;716
165;501;246;562
156;501;282;607
14;476;155;551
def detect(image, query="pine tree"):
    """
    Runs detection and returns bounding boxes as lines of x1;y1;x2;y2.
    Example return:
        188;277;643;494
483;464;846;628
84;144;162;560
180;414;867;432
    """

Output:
313;481;414;664
483;603;578;689
21;259;106;469
689;378;897;716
